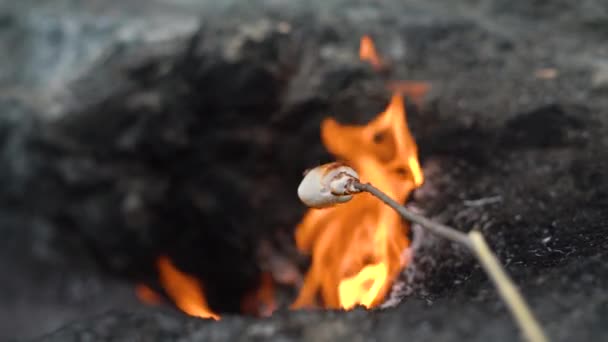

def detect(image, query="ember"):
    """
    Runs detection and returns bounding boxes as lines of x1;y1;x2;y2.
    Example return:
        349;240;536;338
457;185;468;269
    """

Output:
359;35;383;71
135;284;163;306
241;272;278;317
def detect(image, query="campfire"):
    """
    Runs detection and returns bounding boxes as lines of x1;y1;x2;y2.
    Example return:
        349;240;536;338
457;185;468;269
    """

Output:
118;28;546;340
111;27;548;341
134;35;427;318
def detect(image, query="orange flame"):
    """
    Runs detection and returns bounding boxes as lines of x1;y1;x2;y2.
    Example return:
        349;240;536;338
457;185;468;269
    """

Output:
359;35;383;70
360;35;431;107
157;255;220;320
292;93;423;310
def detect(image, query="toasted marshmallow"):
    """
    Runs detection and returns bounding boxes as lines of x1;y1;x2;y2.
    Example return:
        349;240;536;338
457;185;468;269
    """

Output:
297;162;360;208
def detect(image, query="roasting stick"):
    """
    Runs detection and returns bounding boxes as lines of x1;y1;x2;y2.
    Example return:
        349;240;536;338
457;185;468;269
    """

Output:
355;181;548;342
297;163;548;342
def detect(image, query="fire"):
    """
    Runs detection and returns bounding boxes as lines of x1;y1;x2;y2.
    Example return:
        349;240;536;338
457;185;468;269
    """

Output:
359;35;383;70
156;255;220;320
136;34;426;318
292;93;424;310
361;35;431;107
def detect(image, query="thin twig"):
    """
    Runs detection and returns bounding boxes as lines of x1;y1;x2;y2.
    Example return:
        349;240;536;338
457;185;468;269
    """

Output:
354;182;471;247
469;231;548;342
353;181;548;342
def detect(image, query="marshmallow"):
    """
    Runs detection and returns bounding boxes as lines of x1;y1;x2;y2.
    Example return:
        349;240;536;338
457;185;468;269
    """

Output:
297;162;361;208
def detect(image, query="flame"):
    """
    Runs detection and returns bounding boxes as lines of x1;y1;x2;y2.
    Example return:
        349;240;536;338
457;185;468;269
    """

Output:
157;255;220;320
292;93;423;310
360;35;431;107
359;35;383;70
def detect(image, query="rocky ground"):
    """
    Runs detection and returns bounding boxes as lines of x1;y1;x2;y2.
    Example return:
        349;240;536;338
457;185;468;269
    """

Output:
1;0;607;341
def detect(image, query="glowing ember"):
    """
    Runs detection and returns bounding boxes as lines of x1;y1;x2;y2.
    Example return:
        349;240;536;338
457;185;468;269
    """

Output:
241;272;278;317
359;35;383;70
387;80;431;108
292;92;424;310
135;284;163;305
157;255;220;320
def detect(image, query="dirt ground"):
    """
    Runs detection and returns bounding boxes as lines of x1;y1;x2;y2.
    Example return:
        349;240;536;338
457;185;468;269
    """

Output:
1;0;607;341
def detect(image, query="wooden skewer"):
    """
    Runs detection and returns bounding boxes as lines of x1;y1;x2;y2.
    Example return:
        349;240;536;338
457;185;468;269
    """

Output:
354;181;549;342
